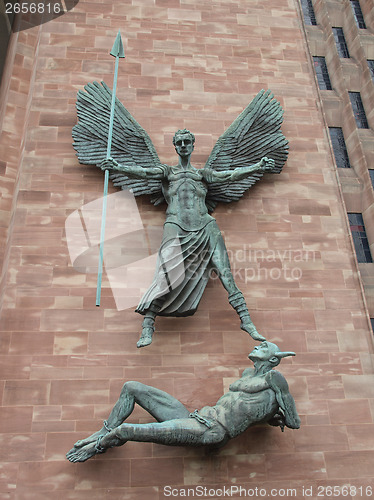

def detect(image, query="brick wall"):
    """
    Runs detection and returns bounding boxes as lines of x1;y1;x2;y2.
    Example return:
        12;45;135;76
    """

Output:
0;0;373;498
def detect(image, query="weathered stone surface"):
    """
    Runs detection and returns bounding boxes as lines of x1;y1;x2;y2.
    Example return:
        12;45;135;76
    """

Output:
0;0;373;496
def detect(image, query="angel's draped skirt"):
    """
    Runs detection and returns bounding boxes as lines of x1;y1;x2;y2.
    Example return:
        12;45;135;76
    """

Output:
135;221;221;316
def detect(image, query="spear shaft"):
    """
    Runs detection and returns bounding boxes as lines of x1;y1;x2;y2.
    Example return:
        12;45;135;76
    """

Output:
96;31;125;306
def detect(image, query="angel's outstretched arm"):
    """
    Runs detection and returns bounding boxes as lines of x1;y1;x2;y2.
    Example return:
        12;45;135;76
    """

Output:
203;157;274;184
100;158;167;180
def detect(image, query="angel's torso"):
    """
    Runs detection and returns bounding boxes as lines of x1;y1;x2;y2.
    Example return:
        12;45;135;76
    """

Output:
162;165;214;231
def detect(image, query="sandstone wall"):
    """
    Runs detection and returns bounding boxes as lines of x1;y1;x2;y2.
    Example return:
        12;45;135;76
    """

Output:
0;0;373;498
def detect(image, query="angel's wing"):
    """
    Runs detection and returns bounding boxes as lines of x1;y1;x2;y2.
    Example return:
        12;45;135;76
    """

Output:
204;89;288;210
72;81;164;204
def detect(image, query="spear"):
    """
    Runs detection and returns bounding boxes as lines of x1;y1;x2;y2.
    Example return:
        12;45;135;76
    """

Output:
96;31;125;306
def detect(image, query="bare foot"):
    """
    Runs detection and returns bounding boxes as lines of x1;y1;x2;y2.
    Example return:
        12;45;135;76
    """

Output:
66;442;101;463
73;429;107;449
137;327;154;348
240;321;266;342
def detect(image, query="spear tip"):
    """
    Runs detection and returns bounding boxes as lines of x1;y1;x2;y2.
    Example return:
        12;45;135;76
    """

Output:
110;30;125;58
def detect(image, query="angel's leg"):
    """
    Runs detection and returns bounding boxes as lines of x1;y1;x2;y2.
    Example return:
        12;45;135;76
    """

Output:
137;298;163;348
136;224;182;348
137;309;157;348
210;236;265;342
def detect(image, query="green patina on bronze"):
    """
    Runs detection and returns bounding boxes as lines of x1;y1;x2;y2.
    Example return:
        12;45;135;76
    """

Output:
96;31;125;307
73;84;288;347
66;341;300;462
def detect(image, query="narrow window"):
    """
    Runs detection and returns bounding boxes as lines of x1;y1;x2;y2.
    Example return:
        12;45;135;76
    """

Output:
371;318;374;333
332;28;350;58
367;60;374;81
348;213;373;263
0;3;16;83
300;0;317;26
369;170;374;189
313;57;332;90
329;128;351;168
351;1;367;29
349;92;369;129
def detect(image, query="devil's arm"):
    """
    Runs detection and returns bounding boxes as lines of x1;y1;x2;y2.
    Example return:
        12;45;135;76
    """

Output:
265;370;300;429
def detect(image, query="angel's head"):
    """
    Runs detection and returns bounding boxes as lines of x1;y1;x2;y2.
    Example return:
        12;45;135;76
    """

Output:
173;129;195;158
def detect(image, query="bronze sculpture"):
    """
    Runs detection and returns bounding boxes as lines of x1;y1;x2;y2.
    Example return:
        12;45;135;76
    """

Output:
73;84;288;347
66;341;300;462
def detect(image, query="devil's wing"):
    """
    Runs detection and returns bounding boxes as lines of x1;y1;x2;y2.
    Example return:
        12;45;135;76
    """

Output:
73;81;165;204
204;89;288;211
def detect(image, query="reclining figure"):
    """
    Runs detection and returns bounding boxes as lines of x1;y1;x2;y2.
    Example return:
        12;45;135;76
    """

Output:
67;341;300;462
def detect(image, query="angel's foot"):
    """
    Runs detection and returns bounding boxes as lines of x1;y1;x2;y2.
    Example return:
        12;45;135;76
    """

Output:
137;326;154;348
240;320;266;342
66;441;103;463
228;292;265;341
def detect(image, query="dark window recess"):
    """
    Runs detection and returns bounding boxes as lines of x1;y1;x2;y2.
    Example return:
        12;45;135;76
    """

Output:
368;60;374;81
313;57;332;90
369;170;374;188
300;0;317;25
351;1;366;29
0;3;17;84
329;128;351;168
371;318;374;333
332;28;350;58
349;92;369;129
348;213;373;263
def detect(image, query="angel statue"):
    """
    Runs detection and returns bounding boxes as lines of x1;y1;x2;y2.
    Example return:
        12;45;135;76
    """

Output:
73;83;288;348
